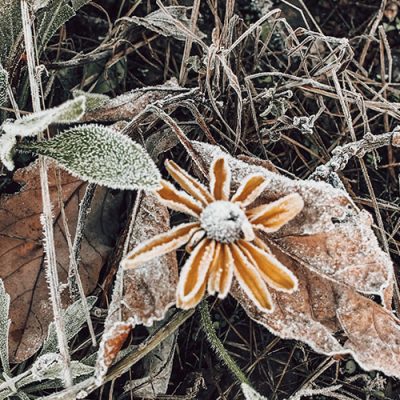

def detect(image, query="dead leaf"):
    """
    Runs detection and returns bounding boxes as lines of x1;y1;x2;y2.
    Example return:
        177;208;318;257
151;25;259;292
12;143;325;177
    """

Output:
191;141;392;297
0;160;120;362
95;193;178;383
80;79;181;123
123;319;177;398
191;141;400;379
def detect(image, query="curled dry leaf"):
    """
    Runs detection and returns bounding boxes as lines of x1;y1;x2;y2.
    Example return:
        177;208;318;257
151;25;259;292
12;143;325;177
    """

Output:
0;160;121;362
95;193;178;383
191;141;399;379
80;79;181;123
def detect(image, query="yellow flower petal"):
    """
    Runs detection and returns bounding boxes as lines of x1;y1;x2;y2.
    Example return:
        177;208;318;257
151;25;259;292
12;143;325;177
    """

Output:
156;180;204;217
247;193;304;232
165;159;213;206
177;239;215;304
121;222;200;269
231;174;268;206
237;240;298;292
230;244;274;313
210;157;231;200
208;243;234;298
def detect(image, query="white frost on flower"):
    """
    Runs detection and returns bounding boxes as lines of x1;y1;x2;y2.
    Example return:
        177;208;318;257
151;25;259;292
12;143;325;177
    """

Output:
200;200;249;243
2;96;86;137
27;124;161;191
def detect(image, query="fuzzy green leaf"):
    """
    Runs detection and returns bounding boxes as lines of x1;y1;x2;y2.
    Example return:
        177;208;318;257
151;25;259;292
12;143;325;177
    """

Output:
37;1;75;51
0;64;8;106
0;1;21;64
23;124;161;191
32;354;94;381
2;96;86;137
72;90;109;112
71;0;91;10
0;279;11;375
41;296;97;355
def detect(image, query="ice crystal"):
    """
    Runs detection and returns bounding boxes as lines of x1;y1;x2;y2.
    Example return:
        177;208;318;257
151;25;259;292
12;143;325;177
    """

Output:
241;383;268;400
26;124;161;191
0;64;8;106
2;96;86;137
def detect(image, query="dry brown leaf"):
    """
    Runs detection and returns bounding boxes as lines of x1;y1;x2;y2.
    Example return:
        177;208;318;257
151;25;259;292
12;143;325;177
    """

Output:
95;193;178;383
0;160;119;362
191;141;399;378
192;141;392;297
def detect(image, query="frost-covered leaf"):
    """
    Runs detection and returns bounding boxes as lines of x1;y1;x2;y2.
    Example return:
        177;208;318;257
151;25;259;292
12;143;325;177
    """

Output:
0;64;8;106
24;124;161;191
71;0;91;11
123;321;176;397
0;160;122;362
190;141;400;380
41;297;97;355
192;141;392;297
72;90;109;112
0;279;11;375
95;193;178;384
80;79;180;123
32;353;93;381
2;96;86;137
37;1;75;51
0;1;22;65
121;6;204;42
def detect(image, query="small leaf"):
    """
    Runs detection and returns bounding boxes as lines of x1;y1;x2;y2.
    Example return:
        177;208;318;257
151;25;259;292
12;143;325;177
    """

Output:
41;296;97;355
23;124;161;191
2;96;86;137
32;353;94;381
121;6;205;42
72;90;109;112
0;64;8;106
0;279;11;375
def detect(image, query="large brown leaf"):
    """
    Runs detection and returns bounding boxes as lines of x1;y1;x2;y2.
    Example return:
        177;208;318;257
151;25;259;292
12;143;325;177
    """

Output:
95;193;178;383
192;141;393;297
191;141;400;378
0;160;119;362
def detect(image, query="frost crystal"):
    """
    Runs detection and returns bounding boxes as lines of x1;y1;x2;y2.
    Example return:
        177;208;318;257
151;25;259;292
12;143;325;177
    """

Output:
2;96;86;137
73;89;109;111
0;279;10;375
26;124;161;191
200;201;248;243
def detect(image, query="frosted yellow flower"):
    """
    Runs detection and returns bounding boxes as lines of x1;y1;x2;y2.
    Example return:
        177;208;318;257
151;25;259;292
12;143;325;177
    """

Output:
121;157;304;313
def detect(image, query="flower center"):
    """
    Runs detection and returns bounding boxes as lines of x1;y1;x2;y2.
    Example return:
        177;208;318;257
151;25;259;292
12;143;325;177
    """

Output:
200;201;248;243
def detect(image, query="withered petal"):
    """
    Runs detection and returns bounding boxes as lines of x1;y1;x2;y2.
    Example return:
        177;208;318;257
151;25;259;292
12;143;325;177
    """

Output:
155;180;204;217
165;159;213;206
238;240;298;292
247;193;304;232
121;222;200;269
210;157;231;200
230;243;274;313
231;174;268;206
208;243;234;298
177;239;215;304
